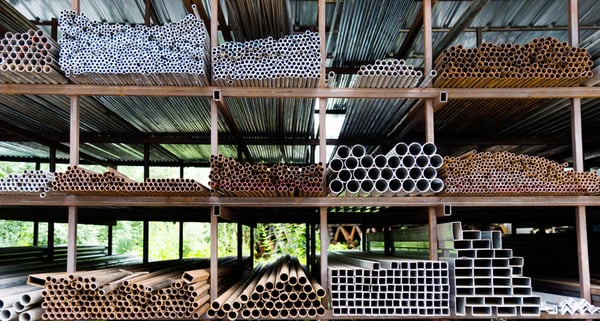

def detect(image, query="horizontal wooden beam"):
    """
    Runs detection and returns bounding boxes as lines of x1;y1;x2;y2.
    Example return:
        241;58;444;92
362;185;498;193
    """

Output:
2;84;600;99
3;194;600;208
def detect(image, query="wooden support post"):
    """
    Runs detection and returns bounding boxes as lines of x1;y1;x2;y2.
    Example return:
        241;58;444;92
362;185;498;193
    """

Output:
71;0;80;13
210;207;219;300
428;207;438;260
107;224;113;256
311;223;317;273
568;0;591;302
384;225;392;255
47;222;54;261
319;207;328;304
143;144;150;180
33;220;39;247
67;206;77;272
305;224;311;273
237;223;243;261
179;221;184;260
249;225;254;268
49;146;56;172
143;221;149;264
68;94;79;273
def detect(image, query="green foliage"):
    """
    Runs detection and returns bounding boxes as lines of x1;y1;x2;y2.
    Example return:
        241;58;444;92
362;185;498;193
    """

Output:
0;220;34;246
254;223;314;265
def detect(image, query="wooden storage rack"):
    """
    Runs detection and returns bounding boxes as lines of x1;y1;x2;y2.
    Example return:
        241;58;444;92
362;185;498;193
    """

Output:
0;0;599;319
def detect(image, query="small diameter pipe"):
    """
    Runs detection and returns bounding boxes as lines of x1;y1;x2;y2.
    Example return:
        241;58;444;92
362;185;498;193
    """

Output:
372;179;388;196
358;180;374;197
385;178;402;196
416;178;431;194
386;155;401;169
387;142;408;157
421;142;437;155
328;158;344;173
360;155;374;168
335;145;351;159
346;180;360;196
344;156;359;170
402;155;416;168
429;154;444;169
352;168;367;181
430;178;445;193
380;168;394;180
402;179;416;195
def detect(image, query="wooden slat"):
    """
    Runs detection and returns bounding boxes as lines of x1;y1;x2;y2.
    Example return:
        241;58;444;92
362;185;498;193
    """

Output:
3;84;600;98
3;194;600;208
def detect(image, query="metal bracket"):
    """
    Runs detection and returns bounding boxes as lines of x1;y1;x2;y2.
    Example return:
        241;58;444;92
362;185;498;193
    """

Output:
440;91;448;103
213;89;221;101
443;204;452;216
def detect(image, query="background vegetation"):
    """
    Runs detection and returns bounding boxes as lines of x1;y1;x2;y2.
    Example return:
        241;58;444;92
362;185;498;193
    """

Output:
0;161;335;265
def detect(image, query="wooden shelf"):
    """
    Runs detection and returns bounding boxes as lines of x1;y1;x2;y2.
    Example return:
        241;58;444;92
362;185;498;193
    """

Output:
2;194;600;208
1;83;600;99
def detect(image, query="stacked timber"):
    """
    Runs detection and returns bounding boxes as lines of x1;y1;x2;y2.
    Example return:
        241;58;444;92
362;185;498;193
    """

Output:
208;256;326;320
209;154;324;196
37;267;210;320
52;166;210;196
435;36;593;88
440;151;600;195
0;30;66;84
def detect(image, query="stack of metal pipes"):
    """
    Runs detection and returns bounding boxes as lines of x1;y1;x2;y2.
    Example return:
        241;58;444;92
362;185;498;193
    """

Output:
328;143;444;197
434;36;593;88
438;222;541;317
328;252;450;316
208;256;326;320
440;150;600;194
209;154;324;197
52;165;211;196
328;59;436;89
0;170;54;198
58;10;210;86
212;31;321;87
36;267;210;320
0;285;45;321
0;30;66;84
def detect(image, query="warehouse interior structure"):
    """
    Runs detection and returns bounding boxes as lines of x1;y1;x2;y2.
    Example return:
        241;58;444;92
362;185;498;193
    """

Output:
0;0;600;319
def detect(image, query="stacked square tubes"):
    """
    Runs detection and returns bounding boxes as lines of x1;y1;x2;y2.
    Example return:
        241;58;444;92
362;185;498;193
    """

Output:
328;142;444;196
438;222;542;317
328;254;450;316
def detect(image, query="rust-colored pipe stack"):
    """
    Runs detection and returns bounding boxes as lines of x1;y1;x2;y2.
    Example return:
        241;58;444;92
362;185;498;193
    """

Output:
208;256;326;320
0;29;67;84
209;154;324;196
434;36;593;88
51;165;211;196
38;267;210;320
440;150;600;195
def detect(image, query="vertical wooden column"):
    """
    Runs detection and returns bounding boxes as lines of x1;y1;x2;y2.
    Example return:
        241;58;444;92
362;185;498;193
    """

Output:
423;0;439;260
33;221;39;246
143;221;149;264
249;225;254;267
210;207;219;300
143;144;150;180
305;224;311;272
568;0;591;302
319;208;328;300
209;0;220;302
179;221;184;260
107;225;113;256
237;223;243;261
67;94;79;273
47;222;55;261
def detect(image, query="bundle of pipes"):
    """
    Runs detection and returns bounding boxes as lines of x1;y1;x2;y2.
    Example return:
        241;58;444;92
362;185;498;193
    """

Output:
438;222;542;317
58;10;210;86
0;170;54;198
36;266;211;320
208;256;326;320
223;0;291;41
209;154;324;197
52;165;211;196
434;36;593;88
327;59;436;89
212;31;321;87
0;285;46;321
440;150;600;195
0;30;67;84
0;0;38;33
328;251;450;316
328;143;444;197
